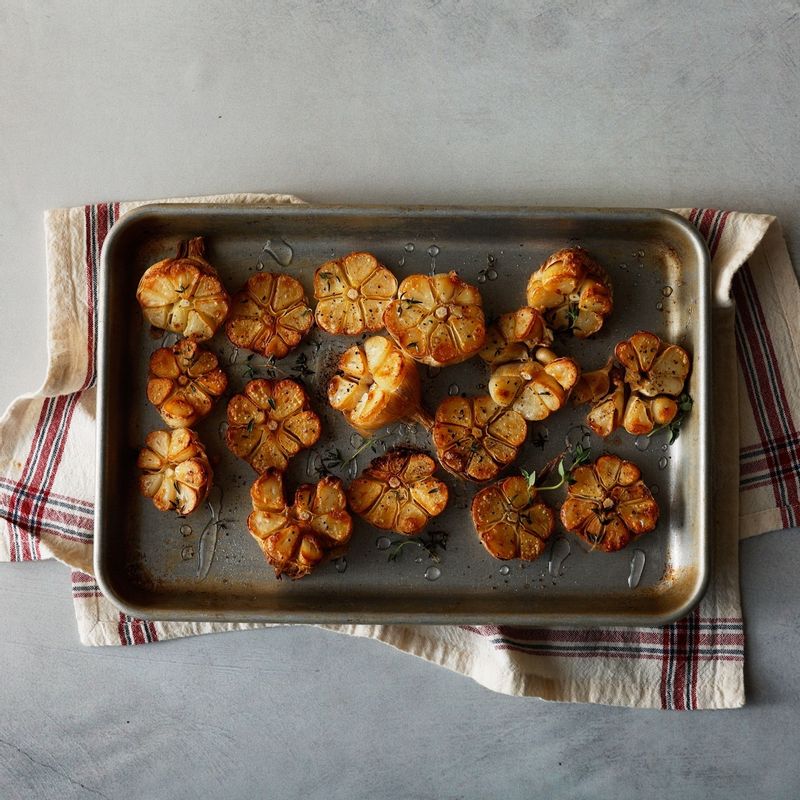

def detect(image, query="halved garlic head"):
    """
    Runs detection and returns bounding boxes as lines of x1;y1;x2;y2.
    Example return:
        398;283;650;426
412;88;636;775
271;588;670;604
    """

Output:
433;395;527;482
137;427;212;515
327;335;429;433
471;476;555;561
136;237;230;340
526;247;612;338
479;307;554;365
147;339;228;428
488;349;580;422
615;331;690;398
560;454;659;552
314;252;398;335
384;272;486;367
247;469;352;579
225;378;321;472
226;272;313;358
347;448;449;535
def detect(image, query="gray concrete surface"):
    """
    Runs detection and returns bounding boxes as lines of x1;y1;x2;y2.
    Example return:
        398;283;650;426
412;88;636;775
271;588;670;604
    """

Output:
1;2;799;797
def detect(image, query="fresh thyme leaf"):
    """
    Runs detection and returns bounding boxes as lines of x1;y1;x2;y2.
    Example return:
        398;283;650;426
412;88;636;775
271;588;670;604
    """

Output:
521;468;537;490
648;393;693;443
242;365;258;381
565;303;580;328
267;396;276;410
532;430;548;450
246;419;255;434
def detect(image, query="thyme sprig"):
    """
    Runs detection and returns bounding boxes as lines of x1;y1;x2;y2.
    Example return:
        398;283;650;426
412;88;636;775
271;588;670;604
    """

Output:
387;530;449;564
521;442;592;493
647;393;693;444
320;430;393;472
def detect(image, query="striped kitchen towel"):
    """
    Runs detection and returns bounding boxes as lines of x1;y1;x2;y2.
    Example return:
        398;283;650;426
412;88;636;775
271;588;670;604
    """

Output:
1;196;794;708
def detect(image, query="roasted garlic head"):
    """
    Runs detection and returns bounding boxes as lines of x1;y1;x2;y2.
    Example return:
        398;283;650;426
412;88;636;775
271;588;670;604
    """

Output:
225;378;321;472
147;339;228;428
384;272;486;367
479;306;554;366
347;448;449;535
433;395;527;482
488;346;580;422
327;336;430;433
136;237;230;340
576;333;691;437
471;476;555;561
314;252;398;335
247;469;352;579
614;331;690;435
526;247;612;338
225;272;313;358
560;454;659;552
137;428;212;515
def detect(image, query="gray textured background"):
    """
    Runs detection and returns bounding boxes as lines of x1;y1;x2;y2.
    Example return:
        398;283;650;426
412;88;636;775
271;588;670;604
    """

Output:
1;2;800;798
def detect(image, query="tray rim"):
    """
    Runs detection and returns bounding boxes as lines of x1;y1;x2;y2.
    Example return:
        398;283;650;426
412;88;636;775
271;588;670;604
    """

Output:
94;203;711;627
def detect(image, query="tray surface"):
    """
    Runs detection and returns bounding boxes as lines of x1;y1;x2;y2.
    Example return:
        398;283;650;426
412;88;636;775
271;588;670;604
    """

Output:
95;205;710;625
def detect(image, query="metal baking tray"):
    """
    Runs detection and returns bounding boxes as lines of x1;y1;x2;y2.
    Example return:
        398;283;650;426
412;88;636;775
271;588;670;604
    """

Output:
95;205;710;626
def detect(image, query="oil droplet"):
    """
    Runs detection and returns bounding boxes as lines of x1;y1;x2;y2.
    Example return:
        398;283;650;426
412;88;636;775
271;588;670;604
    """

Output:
499;565;510;576
548;537;571;577
261;238;293;267
427;245;440;258
179;524;193;537
404;242;415;252
486;269;498;281
335;557;348;574
181;545;195;561
634;435;651;452
565;425;591;450
347;460;359;480
650;483;660;496
656;302;664;311
662;285;674;297
424;566;442;581
477;273;487;283
398;256;405;267
229;348;239;365
658;456;669;470
217;420;229;440
349;432;365;449
448;383;460;396
628;549;646;589
661;444;668;451
306;452;322;477
426;365;442;379
376;536;391;550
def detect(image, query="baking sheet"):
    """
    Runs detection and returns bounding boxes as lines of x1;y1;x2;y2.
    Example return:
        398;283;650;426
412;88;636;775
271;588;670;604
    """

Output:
95;205;710;625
